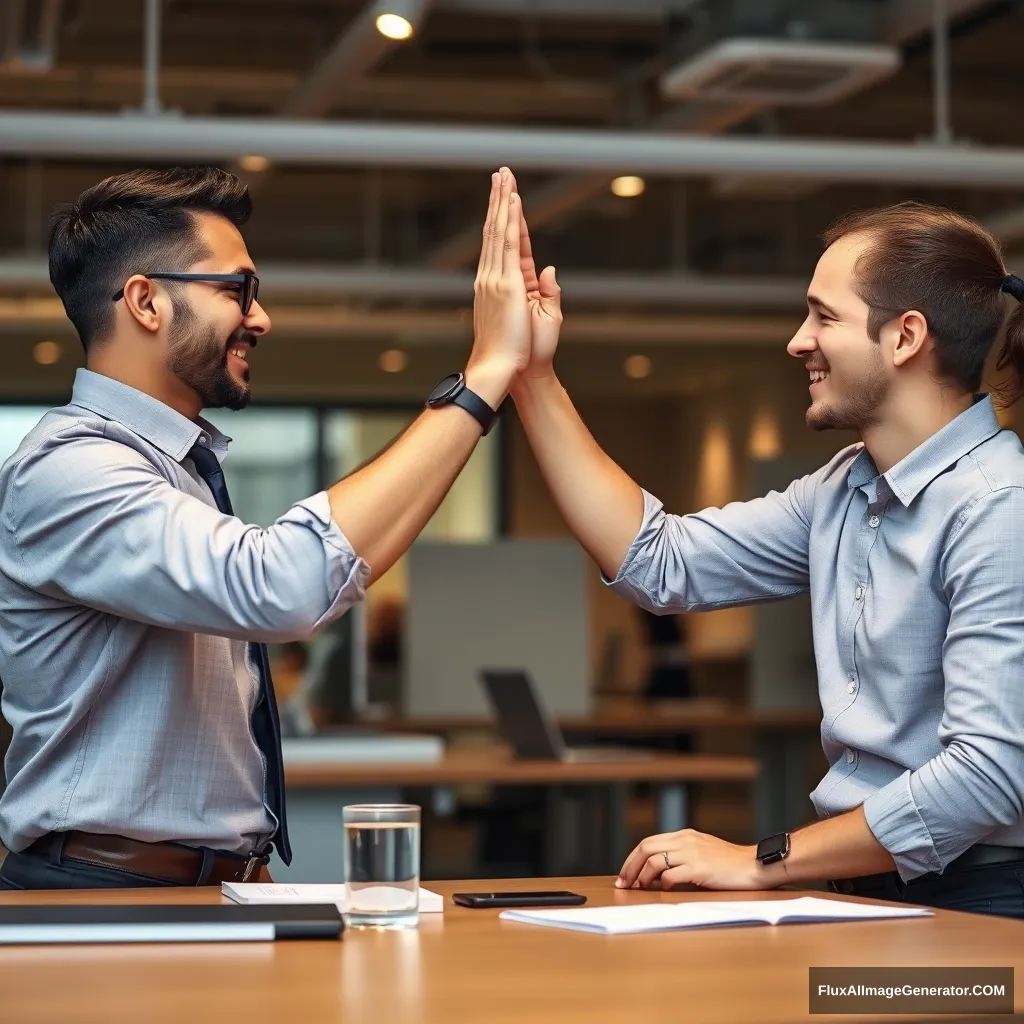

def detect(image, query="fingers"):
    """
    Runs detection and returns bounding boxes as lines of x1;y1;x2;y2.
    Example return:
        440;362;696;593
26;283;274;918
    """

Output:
636;853;669;890
477;172;500;281
490;167;513;271
617;832;673;888
520;206;540;296
538;265;560;309
502;192;523;278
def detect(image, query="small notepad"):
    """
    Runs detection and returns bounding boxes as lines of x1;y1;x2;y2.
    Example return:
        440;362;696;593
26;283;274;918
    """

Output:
500;896;931;934
222;883;444;913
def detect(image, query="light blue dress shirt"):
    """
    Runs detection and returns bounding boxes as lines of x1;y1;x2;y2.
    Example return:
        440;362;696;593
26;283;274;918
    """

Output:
0;369;368;854
609;395;1024;880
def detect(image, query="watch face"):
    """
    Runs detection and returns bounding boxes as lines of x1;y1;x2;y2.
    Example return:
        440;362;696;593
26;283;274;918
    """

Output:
757;833;789;862
426;373;464;407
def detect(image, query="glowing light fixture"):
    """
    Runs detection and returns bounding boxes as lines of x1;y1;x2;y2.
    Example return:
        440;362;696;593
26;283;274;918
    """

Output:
624;354;652;379
611;175;645;198
33;340;61;365
376;13;414;40
238;155;270;173
379;348;408;373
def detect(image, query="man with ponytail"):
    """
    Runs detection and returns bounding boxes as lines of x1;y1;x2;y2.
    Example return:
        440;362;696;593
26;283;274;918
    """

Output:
513;194;1024;917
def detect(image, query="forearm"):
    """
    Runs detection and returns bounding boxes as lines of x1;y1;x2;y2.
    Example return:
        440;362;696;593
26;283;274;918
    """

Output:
760;807;896;887
328;361;510;584
512;372;644;579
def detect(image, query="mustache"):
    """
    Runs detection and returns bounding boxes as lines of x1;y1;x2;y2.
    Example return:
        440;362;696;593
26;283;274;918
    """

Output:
225;330;259;351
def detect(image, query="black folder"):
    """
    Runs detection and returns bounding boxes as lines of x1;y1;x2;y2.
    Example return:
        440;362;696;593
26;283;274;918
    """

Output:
0;903;343;944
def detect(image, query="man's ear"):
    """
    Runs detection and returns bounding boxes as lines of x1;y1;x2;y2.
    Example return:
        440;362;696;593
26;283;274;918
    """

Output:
121;275;166;335
889;309;931;369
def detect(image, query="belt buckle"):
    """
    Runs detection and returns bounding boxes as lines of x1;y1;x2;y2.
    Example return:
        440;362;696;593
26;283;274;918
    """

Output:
241;855;261;882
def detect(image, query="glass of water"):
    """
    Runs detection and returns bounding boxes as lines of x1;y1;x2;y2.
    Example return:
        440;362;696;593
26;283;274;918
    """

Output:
342;804;421;929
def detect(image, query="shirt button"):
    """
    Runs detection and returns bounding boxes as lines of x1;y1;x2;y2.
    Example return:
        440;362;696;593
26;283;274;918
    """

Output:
868;515;880;528
854;585;864;600
846;748;855;763
847;682;856;694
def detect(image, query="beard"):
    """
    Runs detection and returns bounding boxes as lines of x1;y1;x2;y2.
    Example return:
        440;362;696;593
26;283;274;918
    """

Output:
166;295;254;411
806;357;889;433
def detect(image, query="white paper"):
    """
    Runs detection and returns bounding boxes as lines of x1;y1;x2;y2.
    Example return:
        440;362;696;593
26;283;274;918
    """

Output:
222;882;444;913
499;896;932;934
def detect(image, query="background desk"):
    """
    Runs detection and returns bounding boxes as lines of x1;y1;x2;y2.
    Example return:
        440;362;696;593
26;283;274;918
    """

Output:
279;748;758;881
1;877;1020;1023
373;701;822;838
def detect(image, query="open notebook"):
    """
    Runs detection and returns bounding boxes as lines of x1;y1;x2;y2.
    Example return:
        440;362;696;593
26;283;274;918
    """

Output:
500;896;932;934
223;882;444;913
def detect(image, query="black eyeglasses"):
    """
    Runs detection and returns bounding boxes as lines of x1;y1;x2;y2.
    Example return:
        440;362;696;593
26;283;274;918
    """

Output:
111;272;260;315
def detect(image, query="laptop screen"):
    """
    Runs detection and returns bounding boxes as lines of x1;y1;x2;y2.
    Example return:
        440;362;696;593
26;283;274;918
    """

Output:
479;670;566;760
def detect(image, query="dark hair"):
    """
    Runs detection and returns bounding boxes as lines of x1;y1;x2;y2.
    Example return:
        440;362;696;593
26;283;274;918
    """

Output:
822;201;1024;406
48;166;252;350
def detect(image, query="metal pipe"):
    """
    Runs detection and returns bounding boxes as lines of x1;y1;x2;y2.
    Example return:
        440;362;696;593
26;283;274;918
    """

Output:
0;256;808;309
0;296;797;345
142;0;162;115
2;110;1022;186
933;0;953;146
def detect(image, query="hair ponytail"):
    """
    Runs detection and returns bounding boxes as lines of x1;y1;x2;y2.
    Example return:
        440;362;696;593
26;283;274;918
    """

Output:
995;281;1024;408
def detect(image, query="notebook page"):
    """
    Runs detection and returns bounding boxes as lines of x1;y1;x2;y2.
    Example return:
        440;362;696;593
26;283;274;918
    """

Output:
500;898;931;934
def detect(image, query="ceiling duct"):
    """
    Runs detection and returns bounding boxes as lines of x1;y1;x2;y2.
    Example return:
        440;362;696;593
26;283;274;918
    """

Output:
660;38;900;106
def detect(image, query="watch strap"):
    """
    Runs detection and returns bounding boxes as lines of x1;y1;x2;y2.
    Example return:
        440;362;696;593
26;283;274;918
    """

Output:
451;384;498;436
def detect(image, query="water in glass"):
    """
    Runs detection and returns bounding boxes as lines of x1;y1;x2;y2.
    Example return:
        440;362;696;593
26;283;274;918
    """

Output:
343;818;420;928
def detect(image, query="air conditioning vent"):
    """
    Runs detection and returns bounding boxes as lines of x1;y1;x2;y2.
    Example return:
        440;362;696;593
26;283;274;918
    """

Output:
661;38;900;107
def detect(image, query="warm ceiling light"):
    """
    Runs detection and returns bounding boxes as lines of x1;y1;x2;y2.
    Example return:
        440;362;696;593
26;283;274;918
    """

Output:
238;155;270;173
611;175;646;198
623;354;651;380
33;340;62;366
376;13;414;39
379;349;408;373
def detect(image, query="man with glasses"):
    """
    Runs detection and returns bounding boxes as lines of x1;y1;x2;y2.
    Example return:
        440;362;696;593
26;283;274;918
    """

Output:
0;164;529;888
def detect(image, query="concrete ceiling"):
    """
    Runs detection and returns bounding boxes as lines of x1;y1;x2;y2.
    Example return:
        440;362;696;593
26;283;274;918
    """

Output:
0;0;1019;399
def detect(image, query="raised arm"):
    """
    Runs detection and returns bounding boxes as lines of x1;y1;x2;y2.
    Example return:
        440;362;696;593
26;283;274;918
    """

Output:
511;196;815;607
327;167;531;584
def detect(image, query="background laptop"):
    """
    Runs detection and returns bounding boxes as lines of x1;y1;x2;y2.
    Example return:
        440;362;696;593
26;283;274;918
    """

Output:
480;669;651;762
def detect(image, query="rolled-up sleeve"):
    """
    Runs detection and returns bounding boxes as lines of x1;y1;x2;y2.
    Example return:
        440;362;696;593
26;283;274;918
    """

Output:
863;486;1024;880
4;436;369;642
605;475;817;614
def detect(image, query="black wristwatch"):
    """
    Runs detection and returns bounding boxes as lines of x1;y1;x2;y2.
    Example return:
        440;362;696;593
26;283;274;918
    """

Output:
426;372;498;436
755;832;791;866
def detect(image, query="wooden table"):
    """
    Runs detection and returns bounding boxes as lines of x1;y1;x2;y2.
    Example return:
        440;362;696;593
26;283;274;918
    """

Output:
1;877;1020;1023
280;748;758;881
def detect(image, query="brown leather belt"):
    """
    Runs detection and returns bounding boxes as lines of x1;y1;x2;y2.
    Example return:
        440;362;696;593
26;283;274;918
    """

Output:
29;831;270;886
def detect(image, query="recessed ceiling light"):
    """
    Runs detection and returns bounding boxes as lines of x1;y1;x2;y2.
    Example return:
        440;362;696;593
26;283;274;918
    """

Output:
611;175;646;198
376;13;414;39
624;354;651;379
33;340;61;366
379;349;408;373
238;155;269;173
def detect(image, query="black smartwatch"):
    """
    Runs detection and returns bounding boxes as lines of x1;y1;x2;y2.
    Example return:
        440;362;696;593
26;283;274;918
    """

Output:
755;832;791;866
426;372;498;436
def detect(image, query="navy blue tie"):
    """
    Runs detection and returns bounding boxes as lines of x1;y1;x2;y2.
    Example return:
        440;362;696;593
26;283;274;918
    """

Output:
188;442;292;865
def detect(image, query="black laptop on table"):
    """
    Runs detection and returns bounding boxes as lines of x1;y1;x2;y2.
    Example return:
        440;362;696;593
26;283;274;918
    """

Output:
479;669;651;762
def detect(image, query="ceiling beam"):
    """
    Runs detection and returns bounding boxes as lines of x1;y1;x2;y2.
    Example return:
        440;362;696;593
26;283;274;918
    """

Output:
0;296;796;346
0;256;806;309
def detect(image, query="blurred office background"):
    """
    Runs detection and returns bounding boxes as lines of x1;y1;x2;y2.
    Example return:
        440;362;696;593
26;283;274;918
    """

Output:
2;0;1024;879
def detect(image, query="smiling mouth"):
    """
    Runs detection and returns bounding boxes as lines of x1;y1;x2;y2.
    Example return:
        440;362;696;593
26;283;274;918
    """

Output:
808;369;829;387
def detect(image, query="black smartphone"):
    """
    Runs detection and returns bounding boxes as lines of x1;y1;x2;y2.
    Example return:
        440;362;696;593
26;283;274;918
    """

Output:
452;890;587;909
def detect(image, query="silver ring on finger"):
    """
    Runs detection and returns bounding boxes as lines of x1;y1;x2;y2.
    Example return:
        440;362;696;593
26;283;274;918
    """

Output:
662;850;671;870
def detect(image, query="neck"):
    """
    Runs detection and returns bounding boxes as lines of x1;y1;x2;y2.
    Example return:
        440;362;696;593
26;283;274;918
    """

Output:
860;385;974;474
87;342;202;421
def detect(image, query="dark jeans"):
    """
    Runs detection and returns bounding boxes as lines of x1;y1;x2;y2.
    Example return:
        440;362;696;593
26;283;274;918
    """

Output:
831;861;1024;919
0;844;177;890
